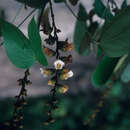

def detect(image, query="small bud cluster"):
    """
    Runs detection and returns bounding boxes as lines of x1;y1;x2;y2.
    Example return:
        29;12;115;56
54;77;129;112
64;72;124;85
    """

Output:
40;0;74;125
4;69;31;129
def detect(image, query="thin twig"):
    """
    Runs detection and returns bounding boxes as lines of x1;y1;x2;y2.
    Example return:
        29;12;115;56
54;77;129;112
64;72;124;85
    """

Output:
0;8;36;47
64;1;79;20
17;9;36;28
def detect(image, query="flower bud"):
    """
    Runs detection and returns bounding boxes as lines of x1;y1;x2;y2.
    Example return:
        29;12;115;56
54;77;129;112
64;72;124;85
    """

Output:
43;122;49;125
48;80;56;86
13;118;19;122
4;121;10;126
60;55;72;64
19;116;24;120
58;85;69;94
23;101;28;105
43;47;56;57
60;43;74;52
19;125;24;129
23;89;27;96
60;70;74;80
62;68;69;73
26;80;32;85
40;68;55;77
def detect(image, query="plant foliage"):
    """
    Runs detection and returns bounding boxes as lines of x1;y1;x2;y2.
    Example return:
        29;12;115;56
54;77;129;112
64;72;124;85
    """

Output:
28;17;48;66
99;6;130;57
1;19;35;68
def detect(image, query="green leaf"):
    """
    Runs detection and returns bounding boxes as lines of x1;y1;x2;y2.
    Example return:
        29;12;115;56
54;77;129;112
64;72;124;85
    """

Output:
99;6;130;57
78;4;88;21
74;4;88;55
92;56;119;86
96;47;102;58
121;0;127;9
69;0;79;6
78;32;90;55
28;17;48;66
1;19;35;69
93;0;113;20
79;22;98;55
16;0;49;9
109;81;122;97
121;63;130;83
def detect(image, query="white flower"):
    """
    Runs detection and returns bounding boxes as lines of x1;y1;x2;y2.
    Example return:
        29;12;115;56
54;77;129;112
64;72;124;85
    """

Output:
68;70;74;78
54;59;65;70
40;68;44;74
40;68;49;77
60;70;74;80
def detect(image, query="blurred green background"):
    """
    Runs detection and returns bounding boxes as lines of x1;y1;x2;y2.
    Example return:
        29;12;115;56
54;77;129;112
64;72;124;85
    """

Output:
0;81;130;130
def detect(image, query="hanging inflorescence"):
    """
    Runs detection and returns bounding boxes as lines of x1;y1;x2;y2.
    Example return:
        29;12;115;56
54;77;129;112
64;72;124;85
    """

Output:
40;0;74;125
84;74;117;126
4;69;32;130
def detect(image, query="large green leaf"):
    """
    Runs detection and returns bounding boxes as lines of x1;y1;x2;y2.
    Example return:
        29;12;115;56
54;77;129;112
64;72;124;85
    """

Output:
78;31;90;56
28;17;48;66
1;19;35;68
121;0;127;9
109;81;122;97
92;56;119;86
99;6;130;57
79;22;98;55
16;0;49;9
74;4;88;55
121;63;130;83
77;4;88;21
93;0;113;20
